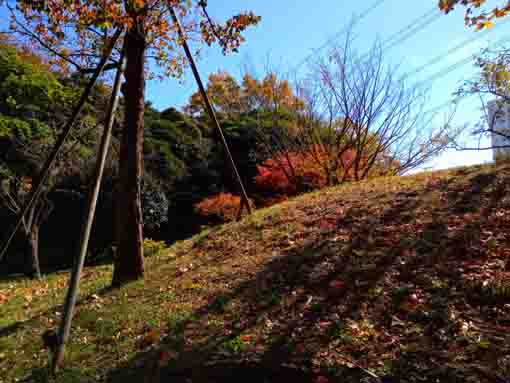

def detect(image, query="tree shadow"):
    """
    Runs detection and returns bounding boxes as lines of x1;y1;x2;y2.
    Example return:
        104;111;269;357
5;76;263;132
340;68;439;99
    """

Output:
0;283;119;339
0;222;232;340
12;166;510;382
108;177;495;382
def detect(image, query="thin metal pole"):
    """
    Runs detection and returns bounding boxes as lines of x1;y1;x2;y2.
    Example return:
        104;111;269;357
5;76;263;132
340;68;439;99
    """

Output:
52;46;126;373
0;28;123;263
169;7;252;216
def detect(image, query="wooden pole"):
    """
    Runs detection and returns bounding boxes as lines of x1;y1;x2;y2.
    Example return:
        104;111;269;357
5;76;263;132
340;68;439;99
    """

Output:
52;46;126;373
0;28;123;263
236;198;248;221
169;7;252;216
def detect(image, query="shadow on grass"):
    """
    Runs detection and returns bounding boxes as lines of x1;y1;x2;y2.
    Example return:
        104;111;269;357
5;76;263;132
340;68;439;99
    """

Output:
0;227;229;341
11;166;510;383
105;169;510;383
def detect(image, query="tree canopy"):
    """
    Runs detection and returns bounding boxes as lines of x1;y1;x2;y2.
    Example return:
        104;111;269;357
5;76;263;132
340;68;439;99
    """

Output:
4;0;260;286
185;71;304;117
9;0;260;76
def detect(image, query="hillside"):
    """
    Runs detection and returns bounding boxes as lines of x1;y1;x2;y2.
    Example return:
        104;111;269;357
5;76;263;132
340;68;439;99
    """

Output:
1;163;510;383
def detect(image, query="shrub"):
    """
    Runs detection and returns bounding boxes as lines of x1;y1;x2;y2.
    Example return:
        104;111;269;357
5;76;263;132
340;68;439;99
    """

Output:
254;150;325;197
141;176;169;234
194;192;253;223
254;146;360;198
253;145;388;205
143;238;168;258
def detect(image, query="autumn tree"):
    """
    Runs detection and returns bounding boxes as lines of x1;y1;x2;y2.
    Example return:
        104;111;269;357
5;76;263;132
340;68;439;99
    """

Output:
4;0;260;285
185;71;304;118
444;44;510;154
439;0;510;29
303;35;451;179
255;32;452;191
186;71;244;117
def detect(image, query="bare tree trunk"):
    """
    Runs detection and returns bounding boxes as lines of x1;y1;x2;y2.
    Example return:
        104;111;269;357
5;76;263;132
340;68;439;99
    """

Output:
23;219;41;280
112;26;145;286
29;223;41;279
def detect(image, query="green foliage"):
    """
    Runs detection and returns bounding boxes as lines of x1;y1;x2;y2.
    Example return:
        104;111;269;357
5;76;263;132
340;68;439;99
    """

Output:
143;238;168;258
145;107;210;186
0;114;50;139
0;43;76;140
0;41;105;277
0;41;88;187
224;335;251;354
141;176;169;233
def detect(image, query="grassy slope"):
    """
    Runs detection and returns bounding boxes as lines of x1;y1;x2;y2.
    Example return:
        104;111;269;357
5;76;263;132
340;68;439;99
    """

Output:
1;163;510;382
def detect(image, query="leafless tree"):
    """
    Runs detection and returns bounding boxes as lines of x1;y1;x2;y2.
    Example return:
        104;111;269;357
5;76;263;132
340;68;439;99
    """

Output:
254;31;453;191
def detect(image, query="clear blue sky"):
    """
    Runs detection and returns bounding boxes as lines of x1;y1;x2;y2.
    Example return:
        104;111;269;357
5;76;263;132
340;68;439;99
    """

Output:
144;0;506;171
2;1;506;170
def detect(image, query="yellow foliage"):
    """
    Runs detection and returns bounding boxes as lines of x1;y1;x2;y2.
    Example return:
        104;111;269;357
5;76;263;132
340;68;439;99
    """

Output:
439;0;510;28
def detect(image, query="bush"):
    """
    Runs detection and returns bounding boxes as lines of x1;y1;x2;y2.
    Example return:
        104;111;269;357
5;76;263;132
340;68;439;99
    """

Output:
254;151;324;197
143;238;168;258
141;177;169;234
254;146;382;205
194;192;253;224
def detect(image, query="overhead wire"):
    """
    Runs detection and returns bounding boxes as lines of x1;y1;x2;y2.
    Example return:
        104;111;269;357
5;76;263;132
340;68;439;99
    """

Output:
414;33;510;89
402;18;510;80
293;2;508;119
382;9;441;52
291;0;390;72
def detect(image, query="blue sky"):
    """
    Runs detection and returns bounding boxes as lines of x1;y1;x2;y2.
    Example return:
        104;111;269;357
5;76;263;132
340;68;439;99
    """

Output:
2;1;506;170
145;0;506;170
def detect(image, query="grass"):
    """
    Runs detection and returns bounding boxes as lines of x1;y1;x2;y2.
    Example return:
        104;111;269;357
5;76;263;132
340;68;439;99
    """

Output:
1;163;510;382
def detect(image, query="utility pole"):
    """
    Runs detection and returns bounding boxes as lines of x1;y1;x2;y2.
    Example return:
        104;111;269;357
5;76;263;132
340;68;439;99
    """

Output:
52;44;126;372
169;6;252;216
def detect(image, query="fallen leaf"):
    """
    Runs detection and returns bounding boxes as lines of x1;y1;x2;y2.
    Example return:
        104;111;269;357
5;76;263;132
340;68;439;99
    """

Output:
329;280;346;290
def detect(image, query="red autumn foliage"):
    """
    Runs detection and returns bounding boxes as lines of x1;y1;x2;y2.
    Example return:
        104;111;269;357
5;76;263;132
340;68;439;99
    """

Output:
195;192;253;223
254;146;363;200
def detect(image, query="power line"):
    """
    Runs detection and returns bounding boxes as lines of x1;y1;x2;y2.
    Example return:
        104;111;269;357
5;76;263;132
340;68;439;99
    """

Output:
291;0;389;72
293;5;444;75
380;7;439;51
417;34;510;117
425;97;464;116
414;33;510;89
354;7;440;63
287;2;508;119
402;18;510;80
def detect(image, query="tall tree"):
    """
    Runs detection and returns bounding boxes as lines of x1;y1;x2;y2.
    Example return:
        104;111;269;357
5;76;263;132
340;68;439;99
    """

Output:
185;71;304;117
5;0;260;285
0;39;99;278
446;45;510;153
256;32;452;187
186;71;244;117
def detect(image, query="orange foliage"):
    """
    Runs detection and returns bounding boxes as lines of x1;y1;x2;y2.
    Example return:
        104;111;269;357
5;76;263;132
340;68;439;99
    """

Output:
186;71;304;116
195;192;253;222
439;0;510;29
13;0;260;76
254;146;360;199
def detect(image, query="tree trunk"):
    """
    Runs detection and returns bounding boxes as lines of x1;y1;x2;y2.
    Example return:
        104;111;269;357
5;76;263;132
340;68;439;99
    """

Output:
25;223;41;280
111;26;146;286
